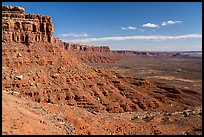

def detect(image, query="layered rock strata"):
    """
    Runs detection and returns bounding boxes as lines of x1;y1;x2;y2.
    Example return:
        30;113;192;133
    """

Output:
2;5;113;63
2;43;202;113
2;6;201;113
2;6;54;45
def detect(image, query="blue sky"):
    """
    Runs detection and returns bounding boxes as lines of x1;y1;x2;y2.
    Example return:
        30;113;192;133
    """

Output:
3;2;202;51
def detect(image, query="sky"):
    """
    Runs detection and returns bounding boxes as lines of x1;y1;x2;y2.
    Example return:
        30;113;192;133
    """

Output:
2;2;202;51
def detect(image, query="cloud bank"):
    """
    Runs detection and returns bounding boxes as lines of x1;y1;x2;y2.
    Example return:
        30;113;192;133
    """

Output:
161;20;182;26
59;33;88;37
66;34;202;43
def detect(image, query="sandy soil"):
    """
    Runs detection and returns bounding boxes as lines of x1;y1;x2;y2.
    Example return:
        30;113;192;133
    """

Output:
2;91;202;135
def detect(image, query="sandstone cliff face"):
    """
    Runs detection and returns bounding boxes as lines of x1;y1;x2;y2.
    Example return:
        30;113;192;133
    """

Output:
53;39;114;63
2;5;202;135
2;6;54;45
64;43;115;63
66;43;110;52
2;5;111;56
54;38;110;52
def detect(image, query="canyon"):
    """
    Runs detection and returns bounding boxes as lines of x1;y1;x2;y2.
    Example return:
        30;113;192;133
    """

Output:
2;6;202;135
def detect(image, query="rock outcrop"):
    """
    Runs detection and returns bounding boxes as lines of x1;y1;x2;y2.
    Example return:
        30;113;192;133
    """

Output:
63;43;117;63
2;6;54;45
2;42;202;114
53;38;116;63
2;5;202;135
2;5;116;63
65;43;110;52
2;5;201;113
53;38;110;52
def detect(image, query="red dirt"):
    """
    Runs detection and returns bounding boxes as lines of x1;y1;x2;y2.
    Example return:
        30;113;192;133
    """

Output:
2;42;202;135
2;5;202;135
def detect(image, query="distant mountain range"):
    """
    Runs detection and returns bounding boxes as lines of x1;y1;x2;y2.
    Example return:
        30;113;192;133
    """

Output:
111;50;202;58
172;51;202;57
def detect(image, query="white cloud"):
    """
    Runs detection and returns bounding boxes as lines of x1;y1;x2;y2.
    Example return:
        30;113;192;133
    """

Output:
161;20;182;26
65;34;202;43
143;23;159;28
127;26;136;30
121;26;136;30
59;33;88;37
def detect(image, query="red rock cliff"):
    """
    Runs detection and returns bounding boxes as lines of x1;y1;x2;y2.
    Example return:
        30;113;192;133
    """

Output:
2;6;54;45
2;5;110;54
